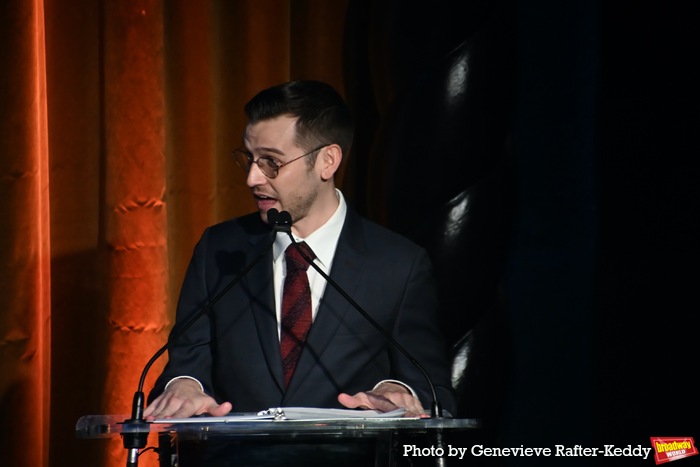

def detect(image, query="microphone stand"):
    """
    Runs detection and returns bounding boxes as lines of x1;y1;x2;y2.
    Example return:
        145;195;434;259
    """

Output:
120;209;286;466
284;229;449;466
282;224;443;418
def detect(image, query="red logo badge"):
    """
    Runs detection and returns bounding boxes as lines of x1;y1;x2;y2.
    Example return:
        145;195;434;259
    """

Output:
650;437;698;464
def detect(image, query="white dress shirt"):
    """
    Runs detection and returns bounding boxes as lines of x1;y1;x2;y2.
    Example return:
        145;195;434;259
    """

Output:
272;189;346;338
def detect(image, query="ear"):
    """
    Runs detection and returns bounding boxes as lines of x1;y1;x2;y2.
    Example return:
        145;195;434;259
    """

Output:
319;144;343;181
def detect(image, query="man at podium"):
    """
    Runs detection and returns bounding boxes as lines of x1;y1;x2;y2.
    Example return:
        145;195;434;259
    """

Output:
144;80;456;422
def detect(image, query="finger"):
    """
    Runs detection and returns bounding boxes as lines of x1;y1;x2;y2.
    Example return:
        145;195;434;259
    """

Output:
380;391;426;414
207;401;233;417
143;397;161;418
157;399;188;419
363;392;399;413
341;391;398;412
144;394;178;419
171;394;214;419
337;392;368;409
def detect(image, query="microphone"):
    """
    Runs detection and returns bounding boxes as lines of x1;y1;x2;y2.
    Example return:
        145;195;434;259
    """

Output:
281;211;444;419
268;208;292;233
120;209;283;466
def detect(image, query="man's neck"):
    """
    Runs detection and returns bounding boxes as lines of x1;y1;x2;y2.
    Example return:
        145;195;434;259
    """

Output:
291;187;340;238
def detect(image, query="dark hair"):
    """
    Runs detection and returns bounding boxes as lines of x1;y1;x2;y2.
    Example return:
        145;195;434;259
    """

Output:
244;80;354;159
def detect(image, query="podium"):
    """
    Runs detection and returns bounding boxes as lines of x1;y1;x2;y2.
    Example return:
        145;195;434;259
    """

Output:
77;414;480;466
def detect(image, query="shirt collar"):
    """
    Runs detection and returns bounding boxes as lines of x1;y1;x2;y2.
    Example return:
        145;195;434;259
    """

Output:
273;189;347;268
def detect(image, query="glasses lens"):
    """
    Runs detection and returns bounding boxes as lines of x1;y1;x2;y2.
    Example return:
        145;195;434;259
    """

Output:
258;157;280;178
233;149;252;171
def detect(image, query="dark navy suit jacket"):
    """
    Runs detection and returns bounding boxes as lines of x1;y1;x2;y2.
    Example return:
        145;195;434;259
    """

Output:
149;207;456;415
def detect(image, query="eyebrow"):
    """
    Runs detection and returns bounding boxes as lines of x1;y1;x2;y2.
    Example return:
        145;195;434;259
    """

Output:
247;146;286;157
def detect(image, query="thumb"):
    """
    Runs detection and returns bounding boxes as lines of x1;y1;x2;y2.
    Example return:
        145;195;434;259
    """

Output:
337;393;363;409
207;401;233;416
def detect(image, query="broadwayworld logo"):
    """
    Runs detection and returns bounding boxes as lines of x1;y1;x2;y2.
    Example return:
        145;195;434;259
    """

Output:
650;437;698;465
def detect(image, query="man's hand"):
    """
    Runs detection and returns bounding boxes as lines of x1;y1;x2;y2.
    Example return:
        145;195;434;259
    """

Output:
143;379;232;420
337;382;428;418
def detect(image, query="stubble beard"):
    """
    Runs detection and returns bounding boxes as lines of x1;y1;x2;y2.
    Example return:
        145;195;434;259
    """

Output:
286;186;318;227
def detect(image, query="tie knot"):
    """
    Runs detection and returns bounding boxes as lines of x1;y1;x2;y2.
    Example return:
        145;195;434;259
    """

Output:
285;242;315;272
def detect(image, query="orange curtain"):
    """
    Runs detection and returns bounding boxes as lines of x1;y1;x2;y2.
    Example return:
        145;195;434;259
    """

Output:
0;1;51;467
0;1;349;466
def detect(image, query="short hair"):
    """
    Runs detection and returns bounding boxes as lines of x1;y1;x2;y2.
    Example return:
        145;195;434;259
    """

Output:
244;80;354;159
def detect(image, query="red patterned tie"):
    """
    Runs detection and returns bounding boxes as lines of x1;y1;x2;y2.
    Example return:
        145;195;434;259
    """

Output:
280;242;316;387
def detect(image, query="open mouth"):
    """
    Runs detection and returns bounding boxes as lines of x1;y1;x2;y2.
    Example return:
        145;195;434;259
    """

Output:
254;193;278;211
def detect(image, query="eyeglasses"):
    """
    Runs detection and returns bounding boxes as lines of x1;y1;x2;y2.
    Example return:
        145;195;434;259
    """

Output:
232;144;329;179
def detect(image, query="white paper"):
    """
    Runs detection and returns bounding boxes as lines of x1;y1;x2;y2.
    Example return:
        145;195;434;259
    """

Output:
151;406;411;424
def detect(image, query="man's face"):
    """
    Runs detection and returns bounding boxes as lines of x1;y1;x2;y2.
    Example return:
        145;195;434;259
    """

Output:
243;115;323;227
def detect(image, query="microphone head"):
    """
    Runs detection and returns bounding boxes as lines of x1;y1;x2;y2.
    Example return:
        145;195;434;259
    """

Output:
278;210;292;225
267;208;280;224
268;208;292;233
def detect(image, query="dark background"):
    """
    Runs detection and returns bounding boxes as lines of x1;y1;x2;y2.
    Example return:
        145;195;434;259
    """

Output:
342;1;699;465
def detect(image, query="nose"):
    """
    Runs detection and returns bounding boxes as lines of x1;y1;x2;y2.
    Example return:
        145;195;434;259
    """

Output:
246;160;267;187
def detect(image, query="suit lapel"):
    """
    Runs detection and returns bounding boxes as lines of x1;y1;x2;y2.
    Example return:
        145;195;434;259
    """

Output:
284;209;367;400
245;233;285;392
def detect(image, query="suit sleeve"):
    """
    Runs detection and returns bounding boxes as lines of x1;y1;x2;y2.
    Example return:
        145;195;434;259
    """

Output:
148;228;215;402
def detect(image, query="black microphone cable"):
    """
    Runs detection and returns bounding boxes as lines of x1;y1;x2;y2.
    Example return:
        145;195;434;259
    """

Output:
276;210;444;419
